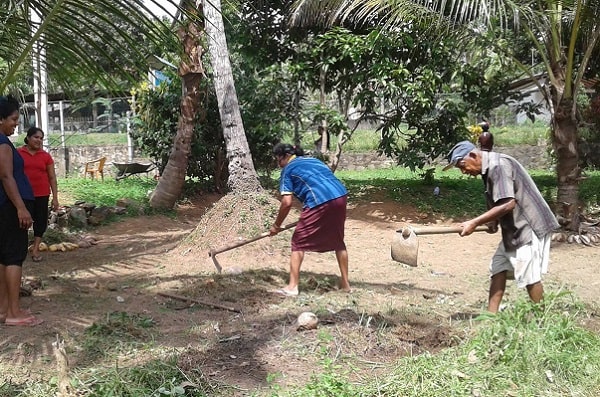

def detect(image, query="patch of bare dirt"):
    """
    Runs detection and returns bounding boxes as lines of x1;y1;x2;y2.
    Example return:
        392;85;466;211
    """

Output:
2;192;600;395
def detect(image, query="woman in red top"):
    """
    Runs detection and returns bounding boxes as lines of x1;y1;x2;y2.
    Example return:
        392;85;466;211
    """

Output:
18;127;59;262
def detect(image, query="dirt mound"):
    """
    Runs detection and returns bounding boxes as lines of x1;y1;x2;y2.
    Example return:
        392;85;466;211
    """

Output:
179;191;298;251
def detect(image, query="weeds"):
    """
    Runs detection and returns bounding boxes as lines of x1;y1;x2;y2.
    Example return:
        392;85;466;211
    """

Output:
358;293;600;397
0;381;23;397
259;293;600;397
59;177;155;208
82;311;157;361
73;357;211;397
30;227;77;245
271;335;357;397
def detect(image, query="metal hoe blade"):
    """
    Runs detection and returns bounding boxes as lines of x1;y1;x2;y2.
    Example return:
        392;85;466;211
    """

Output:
391;227;419;267
390;225;489;267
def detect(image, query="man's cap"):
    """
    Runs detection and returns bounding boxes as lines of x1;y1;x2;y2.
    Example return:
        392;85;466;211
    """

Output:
443;140;476;170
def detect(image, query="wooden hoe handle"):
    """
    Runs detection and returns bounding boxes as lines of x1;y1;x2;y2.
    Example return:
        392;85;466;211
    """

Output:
209;221;298;257
400;225;490;237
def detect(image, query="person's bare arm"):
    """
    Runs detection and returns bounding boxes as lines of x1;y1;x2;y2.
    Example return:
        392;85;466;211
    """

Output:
0;145;33;229
47;162;59;210
460;198;516;236
269;194;293;235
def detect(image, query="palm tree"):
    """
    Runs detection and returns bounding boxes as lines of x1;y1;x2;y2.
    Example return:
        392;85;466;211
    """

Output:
152;0;263;207
204;0;261;192
291;0;600;227
149;3;205;209
0;0;178;92
1;1;213;210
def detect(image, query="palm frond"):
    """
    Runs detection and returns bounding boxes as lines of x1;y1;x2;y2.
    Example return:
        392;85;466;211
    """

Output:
0;0;180;93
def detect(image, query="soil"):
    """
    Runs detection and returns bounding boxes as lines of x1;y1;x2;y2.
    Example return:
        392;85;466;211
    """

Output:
3;192;600;395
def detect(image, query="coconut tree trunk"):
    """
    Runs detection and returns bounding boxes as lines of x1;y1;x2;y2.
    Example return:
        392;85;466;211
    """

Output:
547;48;581;230
204;0;261;193
319;65;329;153
150;7;204;209
552;97;581;229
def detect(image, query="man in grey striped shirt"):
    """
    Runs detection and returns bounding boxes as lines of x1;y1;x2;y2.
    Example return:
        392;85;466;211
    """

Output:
445;141;559;313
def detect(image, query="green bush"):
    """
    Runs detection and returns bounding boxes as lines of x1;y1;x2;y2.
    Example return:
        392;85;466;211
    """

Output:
130;73;224;191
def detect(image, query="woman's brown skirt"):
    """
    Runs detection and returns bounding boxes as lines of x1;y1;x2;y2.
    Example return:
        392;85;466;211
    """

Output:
291;195;347;252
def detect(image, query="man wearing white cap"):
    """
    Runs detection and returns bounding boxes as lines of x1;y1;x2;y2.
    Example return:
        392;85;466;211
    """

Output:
445;141;559;313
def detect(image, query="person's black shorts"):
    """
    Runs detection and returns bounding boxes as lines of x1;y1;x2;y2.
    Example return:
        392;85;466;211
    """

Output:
0;200;33;266
32;196;50;237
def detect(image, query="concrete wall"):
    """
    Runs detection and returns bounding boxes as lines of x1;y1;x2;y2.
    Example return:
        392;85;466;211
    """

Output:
495;144;552;170
336;144;552;171
335;152;395;171
50;142;561;178
48;145;151;178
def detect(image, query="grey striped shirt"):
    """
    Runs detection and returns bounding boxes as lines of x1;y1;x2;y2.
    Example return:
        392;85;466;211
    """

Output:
482;151;559;250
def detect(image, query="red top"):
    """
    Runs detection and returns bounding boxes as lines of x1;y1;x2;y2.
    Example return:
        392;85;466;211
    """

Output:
17;146;54;197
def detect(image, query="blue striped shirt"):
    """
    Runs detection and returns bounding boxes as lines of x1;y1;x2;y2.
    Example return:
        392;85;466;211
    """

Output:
279;156;347;209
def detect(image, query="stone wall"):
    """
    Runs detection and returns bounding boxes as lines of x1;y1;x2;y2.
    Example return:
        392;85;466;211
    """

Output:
335;152;395;171
494;144;552;170
48;145;150;177
336;144;552;171
51;143;555;178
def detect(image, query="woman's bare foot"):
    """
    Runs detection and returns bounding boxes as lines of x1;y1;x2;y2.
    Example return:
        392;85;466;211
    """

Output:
338;282;352;293
272;287;299;297
4;307;41;326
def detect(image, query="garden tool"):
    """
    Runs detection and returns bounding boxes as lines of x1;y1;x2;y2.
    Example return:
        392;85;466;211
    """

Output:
209;221;298;273
391;225;489;267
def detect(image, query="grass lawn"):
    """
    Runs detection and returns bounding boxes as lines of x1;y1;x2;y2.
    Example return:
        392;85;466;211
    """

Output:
22;169;600;397
36;122;599;397
52;121;548;152
293;121;550;153
46;132;129;147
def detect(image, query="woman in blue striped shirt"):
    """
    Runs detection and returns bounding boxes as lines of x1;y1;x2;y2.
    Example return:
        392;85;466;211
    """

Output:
269;143;350;297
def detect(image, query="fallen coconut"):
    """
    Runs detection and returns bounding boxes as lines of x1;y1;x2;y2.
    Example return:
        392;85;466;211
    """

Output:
553;232;566;242
296;312;319;331
78;240;92;248
63;242;79;251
